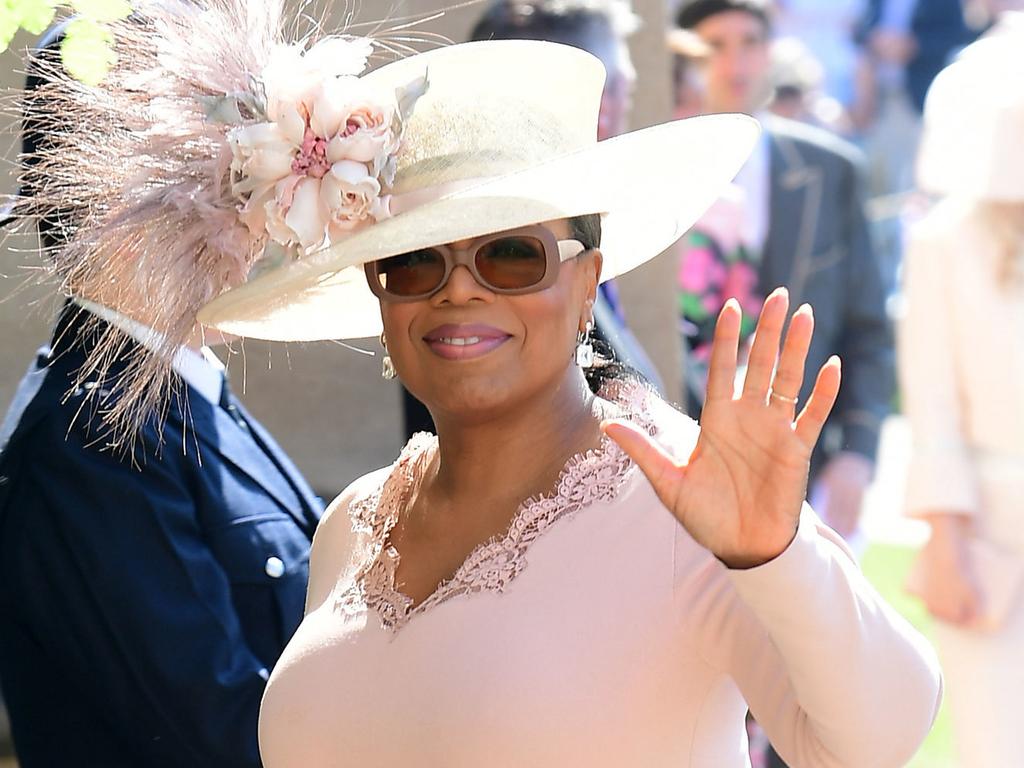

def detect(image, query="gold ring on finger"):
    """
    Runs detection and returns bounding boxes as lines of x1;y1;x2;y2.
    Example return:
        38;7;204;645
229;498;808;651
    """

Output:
770;390;799;406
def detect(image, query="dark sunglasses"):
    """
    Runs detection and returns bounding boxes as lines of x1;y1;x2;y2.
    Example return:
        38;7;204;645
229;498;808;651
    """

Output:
364;225;588;302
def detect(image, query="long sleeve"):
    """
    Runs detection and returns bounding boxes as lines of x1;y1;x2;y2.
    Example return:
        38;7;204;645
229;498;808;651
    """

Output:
4;412;269;768
683;510;942;767
898;218;979;515
834;155;896;462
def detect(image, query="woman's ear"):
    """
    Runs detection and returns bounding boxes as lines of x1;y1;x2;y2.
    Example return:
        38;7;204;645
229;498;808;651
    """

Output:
586;248;604;302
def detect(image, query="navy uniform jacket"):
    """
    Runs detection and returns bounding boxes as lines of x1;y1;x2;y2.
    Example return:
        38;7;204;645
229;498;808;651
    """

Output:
0;308;322;767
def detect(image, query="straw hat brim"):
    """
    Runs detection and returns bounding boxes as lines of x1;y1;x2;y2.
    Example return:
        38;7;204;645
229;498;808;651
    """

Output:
198;112;760;341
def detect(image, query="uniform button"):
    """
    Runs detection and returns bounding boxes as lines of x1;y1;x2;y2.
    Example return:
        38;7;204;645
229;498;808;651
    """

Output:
226;404;249;430
264;556;285;579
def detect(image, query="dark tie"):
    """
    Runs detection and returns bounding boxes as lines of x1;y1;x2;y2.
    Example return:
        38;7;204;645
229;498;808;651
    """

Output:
217;375;320;531
218;374;250;432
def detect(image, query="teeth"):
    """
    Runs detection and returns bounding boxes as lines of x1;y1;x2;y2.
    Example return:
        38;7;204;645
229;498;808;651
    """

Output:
439;336;482;346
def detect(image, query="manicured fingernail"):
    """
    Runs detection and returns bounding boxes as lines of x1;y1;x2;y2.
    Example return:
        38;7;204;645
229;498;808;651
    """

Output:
797;303;813;316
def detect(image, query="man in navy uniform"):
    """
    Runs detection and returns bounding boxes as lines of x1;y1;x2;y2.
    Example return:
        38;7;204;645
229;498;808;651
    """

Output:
0;29;322;768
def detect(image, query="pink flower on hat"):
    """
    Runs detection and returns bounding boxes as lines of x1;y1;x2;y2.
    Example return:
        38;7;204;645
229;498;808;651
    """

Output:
227;38;423;253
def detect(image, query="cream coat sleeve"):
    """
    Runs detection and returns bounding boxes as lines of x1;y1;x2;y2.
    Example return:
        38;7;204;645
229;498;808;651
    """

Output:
678;511;942;767
898;219;979;515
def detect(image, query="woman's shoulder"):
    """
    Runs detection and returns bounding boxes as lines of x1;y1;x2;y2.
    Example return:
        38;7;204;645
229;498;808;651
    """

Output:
322;466;393;528
305;436;437;610
309;466;393;578
319;431;437;535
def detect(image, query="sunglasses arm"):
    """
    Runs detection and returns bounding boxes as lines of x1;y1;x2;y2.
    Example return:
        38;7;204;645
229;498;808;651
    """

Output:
558;239;587;262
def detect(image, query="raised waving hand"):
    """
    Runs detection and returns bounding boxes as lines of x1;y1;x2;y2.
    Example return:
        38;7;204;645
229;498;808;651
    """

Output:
604;288;841;569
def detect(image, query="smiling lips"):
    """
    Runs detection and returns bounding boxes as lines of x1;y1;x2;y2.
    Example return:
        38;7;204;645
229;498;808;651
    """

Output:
423;323;512;360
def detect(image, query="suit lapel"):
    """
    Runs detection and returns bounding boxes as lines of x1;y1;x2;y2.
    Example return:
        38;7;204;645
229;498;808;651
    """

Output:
11;306;319;536
177;396;316;535
762;126;823;306
230;396;323;522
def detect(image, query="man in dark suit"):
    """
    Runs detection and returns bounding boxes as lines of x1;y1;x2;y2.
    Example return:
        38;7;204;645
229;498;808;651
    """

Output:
864;0;974;114
0;30;322;768
676;0;895;547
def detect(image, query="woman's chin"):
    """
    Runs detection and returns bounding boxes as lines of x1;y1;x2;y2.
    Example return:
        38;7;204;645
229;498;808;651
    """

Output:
423;377;521;423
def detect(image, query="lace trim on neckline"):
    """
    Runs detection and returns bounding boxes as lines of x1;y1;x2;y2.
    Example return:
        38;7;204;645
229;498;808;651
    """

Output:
334;383;656;633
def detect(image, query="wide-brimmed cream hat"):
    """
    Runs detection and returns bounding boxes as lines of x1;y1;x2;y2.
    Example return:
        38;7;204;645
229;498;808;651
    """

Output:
198;39;759;341
917;12;1024;201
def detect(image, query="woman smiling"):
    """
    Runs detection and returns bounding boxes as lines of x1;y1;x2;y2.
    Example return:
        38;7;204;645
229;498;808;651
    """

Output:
193;29;941;768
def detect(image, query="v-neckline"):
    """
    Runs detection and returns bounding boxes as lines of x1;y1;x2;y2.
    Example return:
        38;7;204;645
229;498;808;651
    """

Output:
335;385;655;633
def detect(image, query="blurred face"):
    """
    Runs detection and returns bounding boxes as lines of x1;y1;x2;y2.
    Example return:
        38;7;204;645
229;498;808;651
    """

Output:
692;10;771;115
376;220;602;425
672;57;708;119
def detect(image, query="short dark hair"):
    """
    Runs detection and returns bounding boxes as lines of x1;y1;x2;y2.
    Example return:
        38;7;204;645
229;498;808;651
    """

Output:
675;0;771;32
569;213;602;250
469;0;638;49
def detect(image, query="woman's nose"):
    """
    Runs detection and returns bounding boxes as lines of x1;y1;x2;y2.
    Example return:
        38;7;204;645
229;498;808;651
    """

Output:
433;263;494;305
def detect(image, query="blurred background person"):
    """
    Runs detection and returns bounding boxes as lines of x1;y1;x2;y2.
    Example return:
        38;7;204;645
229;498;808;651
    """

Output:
401;0;665;439
865;0;974;116
900;14;1024;765
666;26;759;418
667;26;710;118
767;37;844;131
857;0;974;324
860;0;974;187
772;0;874;133
470;0;639;136
674;0;894;554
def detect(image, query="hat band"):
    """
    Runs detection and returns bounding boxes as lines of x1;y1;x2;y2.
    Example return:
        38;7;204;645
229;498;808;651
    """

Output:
387;177;494;217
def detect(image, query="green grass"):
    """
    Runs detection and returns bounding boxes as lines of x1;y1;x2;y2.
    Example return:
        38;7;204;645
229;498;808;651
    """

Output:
861;543;956;768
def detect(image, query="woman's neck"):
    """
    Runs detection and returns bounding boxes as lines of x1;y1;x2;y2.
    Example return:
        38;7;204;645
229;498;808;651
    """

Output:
428;369;606;509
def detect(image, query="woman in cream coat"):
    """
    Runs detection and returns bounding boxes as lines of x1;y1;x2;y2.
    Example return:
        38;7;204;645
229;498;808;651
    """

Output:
901;14;1024;765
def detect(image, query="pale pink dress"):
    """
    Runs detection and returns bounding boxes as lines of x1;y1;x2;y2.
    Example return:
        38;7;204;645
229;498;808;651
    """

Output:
259;389;941;767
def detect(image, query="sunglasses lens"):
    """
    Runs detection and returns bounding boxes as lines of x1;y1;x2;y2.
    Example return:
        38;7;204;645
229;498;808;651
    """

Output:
375;248;446;297
476;236;548;290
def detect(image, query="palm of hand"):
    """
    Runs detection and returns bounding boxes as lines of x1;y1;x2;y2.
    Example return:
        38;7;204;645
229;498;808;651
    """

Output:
677;392;813;568
606;289;841;569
